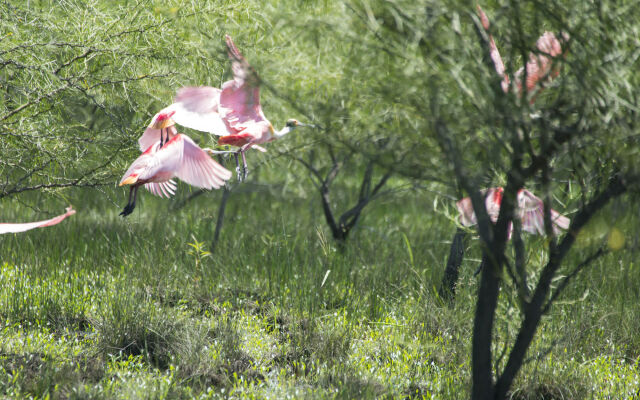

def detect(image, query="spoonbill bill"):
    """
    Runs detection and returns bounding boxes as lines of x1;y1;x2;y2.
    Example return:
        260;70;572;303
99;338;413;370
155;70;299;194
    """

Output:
0;206;75;234
456;187;570;238
119;133;231;216
138;35;313;181
476;6;568;99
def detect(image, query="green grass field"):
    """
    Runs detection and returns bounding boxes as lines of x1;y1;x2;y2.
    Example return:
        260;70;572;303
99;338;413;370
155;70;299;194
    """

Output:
1;184;639;399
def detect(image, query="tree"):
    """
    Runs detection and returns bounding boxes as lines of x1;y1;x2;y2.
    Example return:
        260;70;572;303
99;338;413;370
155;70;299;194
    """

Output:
0;2;178;200
331;0;639;398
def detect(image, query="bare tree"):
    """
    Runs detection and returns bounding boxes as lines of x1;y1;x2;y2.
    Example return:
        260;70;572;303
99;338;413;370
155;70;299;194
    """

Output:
289;141;393;243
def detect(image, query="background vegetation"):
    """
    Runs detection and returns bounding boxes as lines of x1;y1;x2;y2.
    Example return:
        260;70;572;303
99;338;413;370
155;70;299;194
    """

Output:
1;0;639;398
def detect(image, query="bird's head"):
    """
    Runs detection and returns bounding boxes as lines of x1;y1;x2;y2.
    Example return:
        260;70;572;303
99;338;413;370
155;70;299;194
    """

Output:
151;111;176;129
287;118;318;128
275;119;317;139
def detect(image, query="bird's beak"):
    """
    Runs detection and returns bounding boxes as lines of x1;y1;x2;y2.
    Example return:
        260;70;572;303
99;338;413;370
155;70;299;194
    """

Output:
119;176;138;186
298;122;318;128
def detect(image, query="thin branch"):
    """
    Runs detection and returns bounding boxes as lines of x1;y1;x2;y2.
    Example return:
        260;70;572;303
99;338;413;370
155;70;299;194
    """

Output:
542;246;607;314
0;84;71;122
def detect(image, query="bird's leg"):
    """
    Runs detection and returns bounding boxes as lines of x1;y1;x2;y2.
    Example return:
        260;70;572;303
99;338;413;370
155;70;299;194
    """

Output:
120;186;134;216
237;142;253;182
119;186;139;217
235;152;242;182
159;128;165;148
241;150;249;181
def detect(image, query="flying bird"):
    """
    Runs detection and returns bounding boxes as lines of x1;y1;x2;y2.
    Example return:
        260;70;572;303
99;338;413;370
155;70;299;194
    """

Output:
119;133;231;216
476;5;568;99
0;206;75;234
456;187;570;238
138;35;313;181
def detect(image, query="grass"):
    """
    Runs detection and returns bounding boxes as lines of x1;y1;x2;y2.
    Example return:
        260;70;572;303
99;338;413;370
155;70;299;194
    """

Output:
0;183;639;399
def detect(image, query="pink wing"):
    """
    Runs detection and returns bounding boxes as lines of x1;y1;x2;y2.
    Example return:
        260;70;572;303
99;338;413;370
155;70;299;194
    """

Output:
175;86;221;113
176;134;232;189
517;189;570;235
219;35;268;132
0;206;75;234
120;141;163;186
476;6;510;93
456;187;503;227
144;179;177;198
514;32;566;95
171;87;231;135
456;196;476;227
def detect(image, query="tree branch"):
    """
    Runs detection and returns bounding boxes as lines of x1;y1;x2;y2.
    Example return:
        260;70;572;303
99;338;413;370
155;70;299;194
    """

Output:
494;174;628;399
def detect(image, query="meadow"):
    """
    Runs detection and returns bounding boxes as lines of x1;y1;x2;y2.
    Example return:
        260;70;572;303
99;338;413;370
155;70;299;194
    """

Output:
2;0;640;398
1;184;639;399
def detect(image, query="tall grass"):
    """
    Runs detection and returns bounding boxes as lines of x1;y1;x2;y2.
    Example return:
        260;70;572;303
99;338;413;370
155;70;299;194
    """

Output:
1;185;638;398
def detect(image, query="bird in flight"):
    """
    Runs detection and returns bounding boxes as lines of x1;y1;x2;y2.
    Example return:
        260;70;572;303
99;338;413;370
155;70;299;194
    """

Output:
456;187;570;238
138;35;313;182
119;132;231;216
476;5;568;100
0;206;75;234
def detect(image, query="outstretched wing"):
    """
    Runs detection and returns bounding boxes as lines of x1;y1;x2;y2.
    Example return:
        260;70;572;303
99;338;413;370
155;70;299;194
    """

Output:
515;31;566;95
456;187;503;227
476;6;510;93
475;6;566;98
219;35;267;131
120;141;162;186
0;206;76;234
139;93;232;151
517;189;570;235
171;87;231;135
176;134;232;189
122;136;186;186
144;179;177;198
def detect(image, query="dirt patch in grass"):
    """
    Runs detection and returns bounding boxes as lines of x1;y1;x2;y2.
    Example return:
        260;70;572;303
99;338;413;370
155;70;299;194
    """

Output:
0;352;105;398
508;382;578;400
270;317;351;377
320;372;387;398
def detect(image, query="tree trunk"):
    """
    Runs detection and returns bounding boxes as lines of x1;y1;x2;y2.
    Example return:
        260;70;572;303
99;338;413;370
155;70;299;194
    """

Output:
471;255;501;400
438;227;467;301
210;187;230;253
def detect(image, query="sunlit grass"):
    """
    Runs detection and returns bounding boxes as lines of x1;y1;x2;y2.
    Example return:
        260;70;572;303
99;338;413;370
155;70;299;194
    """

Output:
0;185;639;398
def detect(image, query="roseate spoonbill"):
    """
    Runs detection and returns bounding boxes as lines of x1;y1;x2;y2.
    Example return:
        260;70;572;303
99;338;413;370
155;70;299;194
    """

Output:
456;187;570;237
119;133;231;216
476;6;568;99
138;35;313;181
0;206;75;234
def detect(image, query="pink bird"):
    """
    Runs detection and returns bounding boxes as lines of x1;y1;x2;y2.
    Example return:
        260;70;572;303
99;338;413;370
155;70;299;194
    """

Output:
456;187;570;238
476;6;568;99
119;132;231;216
138;35;313;181
0;206;75;234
